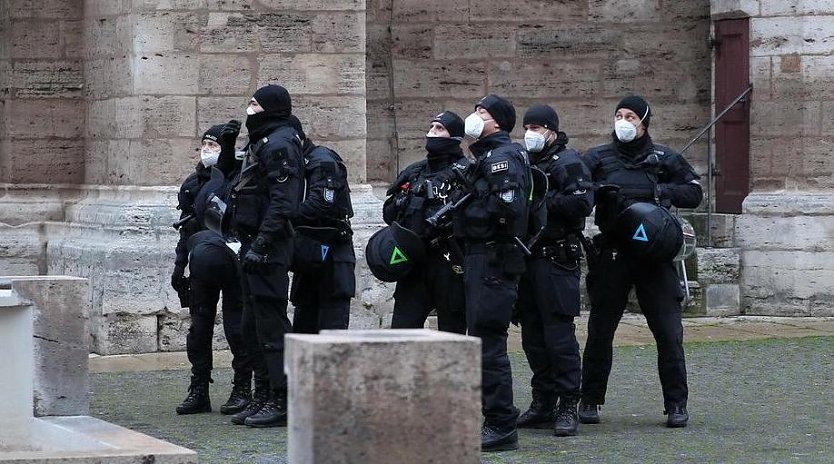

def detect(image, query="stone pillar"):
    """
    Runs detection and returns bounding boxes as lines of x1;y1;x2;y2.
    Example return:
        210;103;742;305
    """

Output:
285;329;481;464
711;1;834;315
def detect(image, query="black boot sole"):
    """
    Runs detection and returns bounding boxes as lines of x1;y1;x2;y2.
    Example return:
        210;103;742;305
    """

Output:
517;420;554;430
481;440;519;452
176;404;211;415
554;427;578;437
220;403;249;415
245;419;287;428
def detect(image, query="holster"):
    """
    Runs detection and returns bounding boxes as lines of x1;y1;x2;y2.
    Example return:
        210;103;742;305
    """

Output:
177;276;192;308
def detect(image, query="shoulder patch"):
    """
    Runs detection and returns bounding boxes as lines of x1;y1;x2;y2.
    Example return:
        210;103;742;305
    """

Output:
490;161;509;173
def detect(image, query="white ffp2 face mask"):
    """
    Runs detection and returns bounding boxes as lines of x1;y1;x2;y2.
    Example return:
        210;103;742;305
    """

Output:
200;148;220;167
464;113;486;139
614;119;637;143
524;130;547;153
246;106;257;116
235;150;246;161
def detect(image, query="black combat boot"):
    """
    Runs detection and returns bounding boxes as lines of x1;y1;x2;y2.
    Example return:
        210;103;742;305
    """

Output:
577;400;600;424
665;405;688;428
554;397;579;436
244;389;288;428
176;376;212;415
517;391;555;429
229;382;269;425
481;422;518;452
220;375;252;415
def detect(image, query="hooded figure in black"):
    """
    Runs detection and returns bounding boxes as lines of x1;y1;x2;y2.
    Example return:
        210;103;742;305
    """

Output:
226;84;305;428
455;95;531;452
287;115;356;334
171;121;254;417
515;105;594;436
579;95;702;429
381;111;470;334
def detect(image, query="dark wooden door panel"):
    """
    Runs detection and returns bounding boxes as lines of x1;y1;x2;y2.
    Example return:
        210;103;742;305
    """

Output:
714;18;750;214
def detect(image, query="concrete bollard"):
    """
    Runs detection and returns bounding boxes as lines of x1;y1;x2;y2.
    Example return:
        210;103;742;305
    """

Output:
285;329;481;464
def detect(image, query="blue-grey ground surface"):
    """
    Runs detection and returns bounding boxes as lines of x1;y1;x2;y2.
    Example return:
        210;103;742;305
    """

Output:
90;336;834;464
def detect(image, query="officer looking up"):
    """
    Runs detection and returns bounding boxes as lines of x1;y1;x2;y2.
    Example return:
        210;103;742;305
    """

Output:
171;121;253;416
516;105;593;436
288;116;356;333
226;84;305;428
382;111;470;334
579;95;703;428
456;95;531;452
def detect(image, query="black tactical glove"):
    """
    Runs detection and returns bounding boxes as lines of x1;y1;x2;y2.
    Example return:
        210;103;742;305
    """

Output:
170;264;186;292
219;119;241;152
241;236;270;274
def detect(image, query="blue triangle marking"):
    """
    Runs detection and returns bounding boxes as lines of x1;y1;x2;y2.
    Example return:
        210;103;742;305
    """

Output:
320;244;330;261
632;223;649;242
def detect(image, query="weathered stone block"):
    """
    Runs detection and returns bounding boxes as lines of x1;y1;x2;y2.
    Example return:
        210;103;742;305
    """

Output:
197;96;249;138
365;137;396;183
433;24;515;60
294;95;368;141
134;53;200;95
60;19;84;59
589;0;660;21
259;53;365;96
392;0;468;22
0;224;43;275
95;312;159;354
83;0;133;17
199;54;253;95
760;0;834;15
710;0;760;19
705;284;741;316
7;99;84;139
5;138;84;184
286;330;481;464
86;97;142;139
9;18;62;59
259;0;364;10
140;96;198;138
488;60;601;99
134;11;204;54
200;12;257;53
470;0;587;22
697;247;740;284
310;11;365;54
751;16;834;56
9;276;91;416
84;56;134;98
390;24;434;60
516;24;620;59
10;60;84;98
392;60;486;99
128;138;198;185
8;0;83;19
82;15;133;58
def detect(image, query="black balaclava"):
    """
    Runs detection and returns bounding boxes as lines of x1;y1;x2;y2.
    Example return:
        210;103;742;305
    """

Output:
246;84;293;140
426;111;464;171
477;94;516;133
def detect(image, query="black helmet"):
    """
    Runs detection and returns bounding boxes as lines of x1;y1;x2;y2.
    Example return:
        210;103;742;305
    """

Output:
203;193;231;238
613;202;683;262
365;222;426;282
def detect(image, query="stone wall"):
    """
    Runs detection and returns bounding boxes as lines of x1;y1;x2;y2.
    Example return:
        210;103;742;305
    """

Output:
366;0;713;183
711;0;834;315
0;0;85;184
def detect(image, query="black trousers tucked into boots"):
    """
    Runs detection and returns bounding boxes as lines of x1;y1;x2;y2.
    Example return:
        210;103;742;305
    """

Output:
187;243;250;381
239;240;293;392
464;245;523;429
581;248;688;411
392;245;466;334
517;256;581;400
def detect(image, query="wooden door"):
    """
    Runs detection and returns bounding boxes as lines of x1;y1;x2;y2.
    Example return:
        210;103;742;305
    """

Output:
714;18;750;214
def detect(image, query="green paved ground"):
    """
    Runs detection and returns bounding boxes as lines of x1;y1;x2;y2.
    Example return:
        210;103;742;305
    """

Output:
91;336;834;464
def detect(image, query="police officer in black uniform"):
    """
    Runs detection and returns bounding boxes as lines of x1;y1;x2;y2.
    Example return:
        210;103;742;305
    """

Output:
171;122;253;416
288;116;356;333
516;105;593;436
382;111;470;334
226;84;305;428
457;95;531;451
578;95;702;428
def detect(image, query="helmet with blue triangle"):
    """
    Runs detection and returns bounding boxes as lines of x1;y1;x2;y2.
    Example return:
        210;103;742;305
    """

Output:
613;202;683;262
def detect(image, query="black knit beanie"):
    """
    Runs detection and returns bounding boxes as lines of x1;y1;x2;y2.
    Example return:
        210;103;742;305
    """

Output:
476;94;516;133
615;95;651;128
523;105;560;131
202;124;225;143
431;111;465;139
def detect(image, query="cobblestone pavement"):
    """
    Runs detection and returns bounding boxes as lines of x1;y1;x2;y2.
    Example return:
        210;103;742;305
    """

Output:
89;316;834;464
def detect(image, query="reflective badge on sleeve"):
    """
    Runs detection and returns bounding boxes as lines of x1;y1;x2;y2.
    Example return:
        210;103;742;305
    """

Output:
490;161;509;173
324;188;335;203
500;190;514;203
